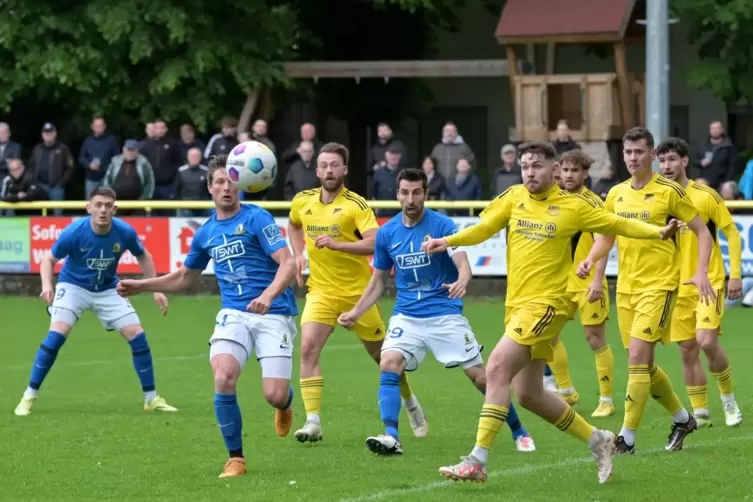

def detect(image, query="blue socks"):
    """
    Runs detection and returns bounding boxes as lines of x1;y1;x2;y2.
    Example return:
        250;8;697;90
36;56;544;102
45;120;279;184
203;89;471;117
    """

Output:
478;387;528;440
378;371;402;440
214;392;243;458
128;333;156;398
281;386;294;409
545;365;553;377
28;331;67;392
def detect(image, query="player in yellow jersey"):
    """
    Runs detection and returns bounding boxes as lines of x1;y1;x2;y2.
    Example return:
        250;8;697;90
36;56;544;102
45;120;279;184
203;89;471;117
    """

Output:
423;141;679;484
579;127;716;454
546;150;615;417
287;142;427;443
656;137;744;428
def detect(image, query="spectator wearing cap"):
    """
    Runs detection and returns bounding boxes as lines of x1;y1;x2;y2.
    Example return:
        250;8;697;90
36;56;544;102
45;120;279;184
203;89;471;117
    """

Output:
442;157;482;216
490;144;522;197
0;122;22;180
103;140;155;211
173;147;211;216
79;116;120;197
28;123;74;215
371;144;405;217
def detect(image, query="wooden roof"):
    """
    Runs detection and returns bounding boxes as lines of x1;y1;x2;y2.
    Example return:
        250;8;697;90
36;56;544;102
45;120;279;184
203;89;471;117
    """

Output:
495;0;638;44
282;60;518;79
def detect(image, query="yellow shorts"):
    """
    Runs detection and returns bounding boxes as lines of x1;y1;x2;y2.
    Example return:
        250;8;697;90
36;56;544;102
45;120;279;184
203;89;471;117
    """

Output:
670;291;725;343
504;304;569;362
301;292;385;342
566;291;610;326
616;290;677;349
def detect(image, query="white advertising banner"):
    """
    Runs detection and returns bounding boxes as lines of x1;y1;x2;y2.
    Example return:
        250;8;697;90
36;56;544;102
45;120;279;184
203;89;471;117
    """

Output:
166;215;753;277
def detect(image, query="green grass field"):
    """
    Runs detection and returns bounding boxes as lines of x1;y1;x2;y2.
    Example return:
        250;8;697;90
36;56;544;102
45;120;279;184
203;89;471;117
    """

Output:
1;295;752;501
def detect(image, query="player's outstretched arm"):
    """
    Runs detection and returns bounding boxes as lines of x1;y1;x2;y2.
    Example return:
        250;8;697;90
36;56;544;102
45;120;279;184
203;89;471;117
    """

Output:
39;254;61;304
721;222;743;299
338;268;387;329
684;215;716;305
117;266;201;297
136;250;169;315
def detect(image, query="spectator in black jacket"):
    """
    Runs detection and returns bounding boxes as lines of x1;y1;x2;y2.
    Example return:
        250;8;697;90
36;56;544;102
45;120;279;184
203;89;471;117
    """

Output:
79;116;120;197
371;146;404;217
173;147;211;217
139;119;181;201
695;120;738;190
29;123;74;216
251;119;276;154
368;123;407;175
0;122;21;180
421;155;445;201
442;158;482;216
553;120;580;154
282;123;323;167
205;116;239;161
490;144;522;197
1;158;48;215
178;124;206;164
283;141;319;200
591;163;619;200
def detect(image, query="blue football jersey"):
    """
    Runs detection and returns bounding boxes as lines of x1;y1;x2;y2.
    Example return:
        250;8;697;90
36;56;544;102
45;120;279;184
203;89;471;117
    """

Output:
373;209;462;318
183;204;298;315
52;217;144;292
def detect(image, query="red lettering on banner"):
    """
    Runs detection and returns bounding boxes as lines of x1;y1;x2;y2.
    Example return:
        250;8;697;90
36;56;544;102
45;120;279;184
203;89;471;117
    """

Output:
30;217;73;273
118;218;170;274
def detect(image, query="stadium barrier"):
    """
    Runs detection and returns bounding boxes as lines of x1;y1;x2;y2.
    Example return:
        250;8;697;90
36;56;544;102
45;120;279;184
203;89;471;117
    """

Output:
1;200;753;277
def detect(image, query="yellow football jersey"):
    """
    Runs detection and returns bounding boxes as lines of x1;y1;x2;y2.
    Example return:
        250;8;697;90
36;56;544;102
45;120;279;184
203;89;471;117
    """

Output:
677;180;740;297
289;188;378;297
445;184;661;312
567;188;609;293
605;173;699;294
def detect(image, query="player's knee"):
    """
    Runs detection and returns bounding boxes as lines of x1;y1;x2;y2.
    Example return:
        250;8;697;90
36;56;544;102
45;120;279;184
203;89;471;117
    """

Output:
299;338;323;366
49;321;72;337
120;324;144;340
379;350;405;373
697;330;718;352
678;340;700;364
262;382;290;408
514;384;540;411
584;328;605;350
212;359;240;392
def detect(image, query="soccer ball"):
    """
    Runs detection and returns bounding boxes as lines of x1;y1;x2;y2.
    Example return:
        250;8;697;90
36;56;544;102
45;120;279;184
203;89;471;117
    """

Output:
226;141;278;193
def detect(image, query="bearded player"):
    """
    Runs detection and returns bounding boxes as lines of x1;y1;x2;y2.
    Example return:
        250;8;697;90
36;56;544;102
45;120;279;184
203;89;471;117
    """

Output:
657;137;743;428
338;168;535;455
287;142;427;443
579;127;715;454
424;141;680;484
547;150;616;417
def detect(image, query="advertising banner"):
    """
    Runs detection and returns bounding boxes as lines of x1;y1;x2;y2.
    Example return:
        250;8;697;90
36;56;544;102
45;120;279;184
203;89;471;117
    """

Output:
0;218;31;272
8;214;753;277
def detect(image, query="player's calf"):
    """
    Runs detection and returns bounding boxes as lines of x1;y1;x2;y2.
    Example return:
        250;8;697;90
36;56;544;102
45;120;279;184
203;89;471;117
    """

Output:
260;357;295;437
697;329;742;427
122;324;177;412
677;339;711;427
14;326;71;416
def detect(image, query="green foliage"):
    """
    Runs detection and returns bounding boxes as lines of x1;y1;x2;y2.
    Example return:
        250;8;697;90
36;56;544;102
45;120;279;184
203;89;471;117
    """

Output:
0;0;297;130
672;0;753;104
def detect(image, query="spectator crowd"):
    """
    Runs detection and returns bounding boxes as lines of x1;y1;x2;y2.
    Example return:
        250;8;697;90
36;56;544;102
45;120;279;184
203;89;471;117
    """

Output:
0;115;748;216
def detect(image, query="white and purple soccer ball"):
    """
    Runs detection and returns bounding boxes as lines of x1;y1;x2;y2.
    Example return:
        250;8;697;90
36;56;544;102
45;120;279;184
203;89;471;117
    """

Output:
226;140;278;193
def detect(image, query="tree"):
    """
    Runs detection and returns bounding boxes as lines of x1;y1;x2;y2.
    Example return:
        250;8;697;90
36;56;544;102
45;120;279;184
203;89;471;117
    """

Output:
0;0;298;133
673;0;753;110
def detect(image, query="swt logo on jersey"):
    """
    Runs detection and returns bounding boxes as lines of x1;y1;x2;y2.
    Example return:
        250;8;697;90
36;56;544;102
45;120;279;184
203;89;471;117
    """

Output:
211;241;245;263
396;252;430;269
86;257;115;271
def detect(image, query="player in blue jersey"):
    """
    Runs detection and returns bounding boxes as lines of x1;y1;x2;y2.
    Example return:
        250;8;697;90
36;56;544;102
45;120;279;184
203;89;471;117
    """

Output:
338;168;536;455
14;186;175;416
116;155;298;478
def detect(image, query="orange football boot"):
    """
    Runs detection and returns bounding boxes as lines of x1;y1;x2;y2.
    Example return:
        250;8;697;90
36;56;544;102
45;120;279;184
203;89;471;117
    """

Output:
219;457;246;478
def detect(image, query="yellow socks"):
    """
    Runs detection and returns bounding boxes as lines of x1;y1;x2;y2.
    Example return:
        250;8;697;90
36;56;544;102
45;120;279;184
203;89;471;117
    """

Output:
300;376;324;418
554;405;595;442
624;364;650;430
593;345;614;400
475;404;507;450
711;366;734;397
686;385;709;414
399;372;413;400
649;365;683;416
550;340;574;391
